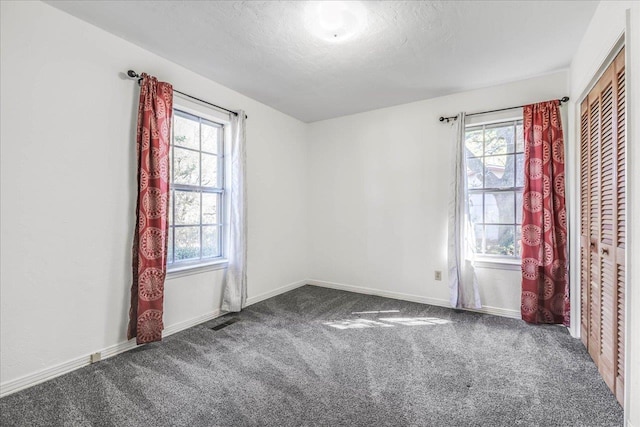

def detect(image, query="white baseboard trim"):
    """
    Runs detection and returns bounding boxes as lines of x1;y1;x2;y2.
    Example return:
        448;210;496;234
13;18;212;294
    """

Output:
1;279;309;398
463;305;521;320
306;279;521;320
0;309;222;398
244;279;307;307
163;309;223;337
0;277;521;398
307;279;450;307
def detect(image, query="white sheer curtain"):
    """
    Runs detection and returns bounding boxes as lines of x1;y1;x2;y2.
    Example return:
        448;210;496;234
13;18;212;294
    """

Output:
447;112;481;309
221;110;247;312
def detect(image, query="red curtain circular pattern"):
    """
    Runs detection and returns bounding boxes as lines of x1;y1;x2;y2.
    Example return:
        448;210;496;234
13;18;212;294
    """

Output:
521;101;569;325
127;74;173;344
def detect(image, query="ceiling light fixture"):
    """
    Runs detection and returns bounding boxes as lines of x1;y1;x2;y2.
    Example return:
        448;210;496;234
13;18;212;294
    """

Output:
304;1;367;43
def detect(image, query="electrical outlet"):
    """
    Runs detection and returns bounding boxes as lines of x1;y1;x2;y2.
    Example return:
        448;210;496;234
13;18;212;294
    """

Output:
435;271;442;281
90;352;101;364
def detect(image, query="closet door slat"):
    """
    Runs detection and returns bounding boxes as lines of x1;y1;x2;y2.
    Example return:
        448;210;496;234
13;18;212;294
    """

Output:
587;91;601;364
580;103;590;345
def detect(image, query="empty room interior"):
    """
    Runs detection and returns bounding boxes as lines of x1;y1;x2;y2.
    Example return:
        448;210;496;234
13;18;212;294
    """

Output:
1;1;639;426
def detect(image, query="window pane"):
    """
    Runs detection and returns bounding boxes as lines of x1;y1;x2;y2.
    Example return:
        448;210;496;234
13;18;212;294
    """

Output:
485;225;515;256
484;193;498;223
516;191;523;224
485;123;514;154
202;193;218;224
173;114;199;150
515;225;522;257
174;226;200;261
465;128;483;158
474;224;484;254
466;158;484;189
516;123;524;152
515;153;525;188
169;144;173;183
167;227;174;264
484;154;516;188
201;123;219;154
168;108;226;269
174;147;200;185
168;189;174;225
464;120;523;261
468;193;483;223
484;155;507;180
202;226;220;258
485;191;515;224
201;154;218;187
175;190;200;225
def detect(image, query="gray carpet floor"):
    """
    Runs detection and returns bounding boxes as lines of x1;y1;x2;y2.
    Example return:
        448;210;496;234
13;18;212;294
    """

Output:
0;285;623;426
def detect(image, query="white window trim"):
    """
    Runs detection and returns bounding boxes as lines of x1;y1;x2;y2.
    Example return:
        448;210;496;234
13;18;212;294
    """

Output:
465;108;522;126
166;93;232;274
466;112;524;269
166;259;229;279
474;257;521;271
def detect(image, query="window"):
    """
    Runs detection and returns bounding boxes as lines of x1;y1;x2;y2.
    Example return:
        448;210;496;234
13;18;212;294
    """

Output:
465;119;523;262
167;108;226;271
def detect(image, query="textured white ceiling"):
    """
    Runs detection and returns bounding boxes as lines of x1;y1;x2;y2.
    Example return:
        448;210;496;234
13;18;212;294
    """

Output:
46;1;598;122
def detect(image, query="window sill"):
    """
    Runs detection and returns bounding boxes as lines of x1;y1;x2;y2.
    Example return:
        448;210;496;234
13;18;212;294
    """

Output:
474;258;521;271
166;259;229;279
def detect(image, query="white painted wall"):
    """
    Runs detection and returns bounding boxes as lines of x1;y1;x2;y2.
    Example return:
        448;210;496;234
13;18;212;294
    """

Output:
568;1;640;423
0;1;308;388
2;2;637;422
307;71;568;316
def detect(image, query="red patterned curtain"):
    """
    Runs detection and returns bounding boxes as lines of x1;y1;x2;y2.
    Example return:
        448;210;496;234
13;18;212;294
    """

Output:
521;101;569;325
127;74;173;344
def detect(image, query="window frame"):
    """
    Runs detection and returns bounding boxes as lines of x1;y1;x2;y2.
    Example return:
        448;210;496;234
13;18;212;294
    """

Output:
166;96;231;276
464;116;524;270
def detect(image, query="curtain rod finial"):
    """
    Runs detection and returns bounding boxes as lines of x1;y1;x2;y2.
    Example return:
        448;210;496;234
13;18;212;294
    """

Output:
439;115;458;123
560;96;569;104
127;70;139;79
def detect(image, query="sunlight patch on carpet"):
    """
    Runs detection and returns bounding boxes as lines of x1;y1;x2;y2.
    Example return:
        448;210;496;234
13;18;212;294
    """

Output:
324;317;450;329
351;310;400;315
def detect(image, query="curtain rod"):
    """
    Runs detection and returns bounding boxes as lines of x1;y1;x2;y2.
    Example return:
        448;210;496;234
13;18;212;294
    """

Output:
438;96;569;123
126;70;247;119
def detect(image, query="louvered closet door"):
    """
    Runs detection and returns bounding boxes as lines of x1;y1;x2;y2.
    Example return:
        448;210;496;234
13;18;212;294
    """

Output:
597;64;615;391
579;47;625;407
613;50;625;403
